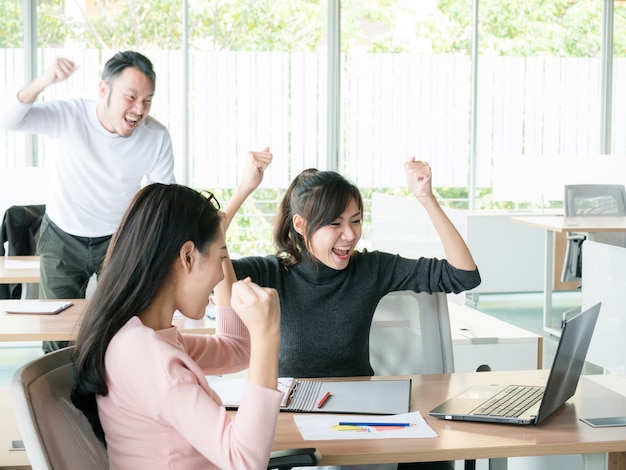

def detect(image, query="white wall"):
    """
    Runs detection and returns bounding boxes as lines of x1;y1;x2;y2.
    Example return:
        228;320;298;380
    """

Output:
371;192;547;297
0;166;50;219
582;240;626;374
492;155;626;204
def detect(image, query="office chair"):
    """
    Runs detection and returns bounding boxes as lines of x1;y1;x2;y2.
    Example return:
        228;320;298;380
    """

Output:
370;291;478;470
370;291;454;376
0;204;46;299
561;184;626;283
12;347;321;470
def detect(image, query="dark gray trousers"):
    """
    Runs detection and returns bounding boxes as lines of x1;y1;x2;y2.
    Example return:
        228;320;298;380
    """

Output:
37;214;111;353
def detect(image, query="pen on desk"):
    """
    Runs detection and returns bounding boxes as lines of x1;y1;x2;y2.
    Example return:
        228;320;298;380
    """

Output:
337;421;412;427
316;391;331;408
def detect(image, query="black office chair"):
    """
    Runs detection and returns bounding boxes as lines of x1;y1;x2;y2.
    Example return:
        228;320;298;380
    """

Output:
12;347;321;469
0;204;46;299
561;184;626;283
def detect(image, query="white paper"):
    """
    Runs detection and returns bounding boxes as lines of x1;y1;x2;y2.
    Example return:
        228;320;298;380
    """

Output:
293;411;438;440
209;376;295;407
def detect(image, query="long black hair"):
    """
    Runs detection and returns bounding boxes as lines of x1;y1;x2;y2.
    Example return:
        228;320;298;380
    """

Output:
71;183;222;443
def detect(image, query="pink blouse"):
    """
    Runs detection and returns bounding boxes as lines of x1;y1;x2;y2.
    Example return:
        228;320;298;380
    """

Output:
97;307;283;469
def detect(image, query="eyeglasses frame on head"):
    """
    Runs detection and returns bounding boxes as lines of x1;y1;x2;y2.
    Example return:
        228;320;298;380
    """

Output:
199;190;221;210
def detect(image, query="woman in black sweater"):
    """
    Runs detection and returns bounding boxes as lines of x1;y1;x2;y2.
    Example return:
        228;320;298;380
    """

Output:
232;158;481;379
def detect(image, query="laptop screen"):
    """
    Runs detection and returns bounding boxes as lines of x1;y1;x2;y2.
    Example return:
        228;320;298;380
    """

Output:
535;302;601;424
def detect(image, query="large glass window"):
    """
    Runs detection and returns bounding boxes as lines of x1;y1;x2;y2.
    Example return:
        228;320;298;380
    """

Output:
2;0;624;254
477;0;603;207
187;1;328;255
340;0;472;191
0;0;25;167
612;1;626;154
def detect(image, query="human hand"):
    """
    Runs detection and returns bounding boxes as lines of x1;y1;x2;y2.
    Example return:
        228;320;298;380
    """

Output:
239;147;273;193
231;278;280;337
404;157;433;201
41;58;78;87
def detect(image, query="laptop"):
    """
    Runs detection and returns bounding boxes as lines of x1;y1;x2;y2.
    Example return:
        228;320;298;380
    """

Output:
429;301;601;425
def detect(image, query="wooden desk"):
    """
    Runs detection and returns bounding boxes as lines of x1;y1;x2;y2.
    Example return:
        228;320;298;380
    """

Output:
511;215;626;337
3;371;626;469
0;257;40;285
0;299;216;342
0;256;40;301
271;371;626;468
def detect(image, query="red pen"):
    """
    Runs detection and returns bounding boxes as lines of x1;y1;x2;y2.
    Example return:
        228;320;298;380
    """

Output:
316;391;331;408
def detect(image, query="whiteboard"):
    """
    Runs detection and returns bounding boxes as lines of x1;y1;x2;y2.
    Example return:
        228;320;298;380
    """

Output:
582;241;626;374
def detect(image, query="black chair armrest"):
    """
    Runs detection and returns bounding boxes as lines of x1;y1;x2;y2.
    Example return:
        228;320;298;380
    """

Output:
267;447;322;469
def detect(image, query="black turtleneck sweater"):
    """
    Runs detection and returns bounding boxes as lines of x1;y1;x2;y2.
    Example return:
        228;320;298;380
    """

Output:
232;249;481;378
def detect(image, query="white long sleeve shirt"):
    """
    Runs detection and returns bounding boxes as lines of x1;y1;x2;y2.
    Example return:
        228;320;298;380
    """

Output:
0;97;175;237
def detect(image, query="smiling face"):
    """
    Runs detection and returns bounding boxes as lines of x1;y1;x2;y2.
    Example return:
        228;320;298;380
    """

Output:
296;198;362;270
96;66;154;137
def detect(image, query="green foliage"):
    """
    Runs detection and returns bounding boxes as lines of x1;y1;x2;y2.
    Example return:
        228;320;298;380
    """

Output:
477;0;603;57
212;188;281;256
0;0;23;47
3;0;624;57
192;0;325;51
0;0;73;48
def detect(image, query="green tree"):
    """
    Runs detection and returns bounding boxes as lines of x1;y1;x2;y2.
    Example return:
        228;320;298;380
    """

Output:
0;0;72;48
3;0;625;56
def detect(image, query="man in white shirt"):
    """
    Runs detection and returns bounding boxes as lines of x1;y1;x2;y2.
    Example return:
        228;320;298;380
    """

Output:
0;51;176;352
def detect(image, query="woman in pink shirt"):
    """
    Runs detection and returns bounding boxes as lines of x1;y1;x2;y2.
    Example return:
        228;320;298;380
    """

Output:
71;182;282;469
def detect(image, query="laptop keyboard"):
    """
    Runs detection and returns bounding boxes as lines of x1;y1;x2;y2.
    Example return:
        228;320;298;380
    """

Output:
472;385;544;417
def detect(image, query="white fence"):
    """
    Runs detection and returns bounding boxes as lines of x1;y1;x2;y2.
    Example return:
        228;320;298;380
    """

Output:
2;49;626;193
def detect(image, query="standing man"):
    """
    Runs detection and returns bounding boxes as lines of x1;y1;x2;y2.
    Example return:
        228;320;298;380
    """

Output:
0;51;176;352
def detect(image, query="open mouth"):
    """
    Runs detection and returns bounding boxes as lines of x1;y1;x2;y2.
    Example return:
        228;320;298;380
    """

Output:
332;247;351;259
125;114;141;128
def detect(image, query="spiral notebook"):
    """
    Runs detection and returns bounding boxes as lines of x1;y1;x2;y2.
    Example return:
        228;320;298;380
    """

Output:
210;377;411;415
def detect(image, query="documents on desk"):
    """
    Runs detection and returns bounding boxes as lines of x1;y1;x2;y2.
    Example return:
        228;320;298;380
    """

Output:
210;377;411;415
210;376;297;408
293;412;437;440
4;300;73;315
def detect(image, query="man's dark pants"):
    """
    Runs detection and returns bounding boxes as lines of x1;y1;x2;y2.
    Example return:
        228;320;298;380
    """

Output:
37;214;111;353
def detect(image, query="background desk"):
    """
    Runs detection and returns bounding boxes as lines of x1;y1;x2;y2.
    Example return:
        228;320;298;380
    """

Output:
0;257;40;300
1;299;541;372
449;303;542;371
510;215;626;337
0;299;217;342
0;257;39;285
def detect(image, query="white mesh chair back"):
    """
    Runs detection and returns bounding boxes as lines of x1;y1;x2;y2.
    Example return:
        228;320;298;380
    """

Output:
562;184;626;281
564;184;626;217
369;291;454;376
11;346;109;470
